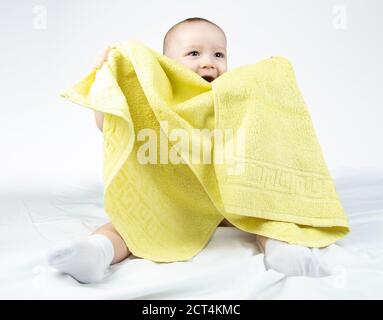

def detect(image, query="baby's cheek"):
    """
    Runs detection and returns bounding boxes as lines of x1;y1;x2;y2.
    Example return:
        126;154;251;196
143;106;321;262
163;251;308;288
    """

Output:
177;58;196;71
220;62;228;74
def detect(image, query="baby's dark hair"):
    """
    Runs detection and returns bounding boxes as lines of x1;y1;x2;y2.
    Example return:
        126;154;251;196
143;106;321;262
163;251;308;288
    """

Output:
162;17;226;55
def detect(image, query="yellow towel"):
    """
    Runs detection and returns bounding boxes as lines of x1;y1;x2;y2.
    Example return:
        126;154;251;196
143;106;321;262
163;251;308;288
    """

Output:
61;40;350;262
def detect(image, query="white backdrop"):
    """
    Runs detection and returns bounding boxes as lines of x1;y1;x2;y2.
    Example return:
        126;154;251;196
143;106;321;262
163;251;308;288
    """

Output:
1;0;382;192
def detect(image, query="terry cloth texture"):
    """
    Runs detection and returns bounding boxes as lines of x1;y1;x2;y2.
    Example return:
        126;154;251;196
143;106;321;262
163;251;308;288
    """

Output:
61;40;350;262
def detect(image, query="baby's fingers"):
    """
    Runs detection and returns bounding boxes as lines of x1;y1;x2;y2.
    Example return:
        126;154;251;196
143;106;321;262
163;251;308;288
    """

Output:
92;46;111;69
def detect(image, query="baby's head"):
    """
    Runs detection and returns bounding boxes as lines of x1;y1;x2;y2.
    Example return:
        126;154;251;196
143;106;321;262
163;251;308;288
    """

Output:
163;17;227;83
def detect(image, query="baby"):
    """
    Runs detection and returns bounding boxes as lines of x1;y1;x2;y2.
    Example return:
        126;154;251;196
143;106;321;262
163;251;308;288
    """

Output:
48;17;329;284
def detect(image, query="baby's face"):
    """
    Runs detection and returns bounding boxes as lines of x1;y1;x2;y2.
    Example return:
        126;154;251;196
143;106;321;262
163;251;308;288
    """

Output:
165;22;227;83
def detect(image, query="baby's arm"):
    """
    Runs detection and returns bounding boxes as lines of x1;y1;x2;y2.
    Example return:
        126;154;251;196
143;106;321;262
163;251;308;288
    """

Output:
94;111;104;132
92;47;111;132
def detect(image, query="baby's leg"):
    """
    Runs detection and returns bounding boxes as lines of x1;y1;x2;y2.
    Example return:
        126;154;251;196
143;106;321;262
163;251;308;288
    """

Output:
91;222;131;264
220;221;329;277
47;222;130;283
255;235;331;277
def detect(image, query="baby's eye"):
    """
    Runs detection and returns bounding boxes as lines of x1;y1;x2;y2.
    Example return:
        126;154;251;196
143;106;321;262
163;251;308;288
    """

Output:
188;51;199;56
215;52;225;58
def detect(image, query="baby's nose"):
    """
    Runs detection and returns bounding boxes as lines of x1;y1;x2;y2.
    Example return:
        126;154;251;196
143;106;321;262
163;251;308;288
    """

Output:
201;58;215;68
200;59;215;69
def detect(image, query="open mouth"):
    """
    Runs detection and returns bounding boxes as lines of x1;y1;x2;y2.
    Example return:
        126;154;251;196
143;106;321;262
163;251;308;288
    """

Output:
201;75;215;83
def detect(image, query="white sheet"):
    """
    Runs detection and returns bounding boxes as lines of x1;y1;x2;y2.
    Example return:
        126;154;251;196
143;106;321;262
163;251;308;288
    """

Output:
1;167;383;300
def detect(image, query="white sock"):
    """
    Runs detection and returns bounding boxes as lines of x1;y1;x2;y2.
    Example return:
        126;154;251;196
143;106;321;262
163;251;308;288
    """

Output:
263;238;331;278
47;234;115;284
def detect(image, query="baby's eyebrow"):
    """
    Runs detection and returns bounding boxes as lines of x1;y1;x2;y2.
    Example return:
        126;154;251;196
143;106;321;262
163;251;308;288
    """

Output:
183;45;226;52
214;46;226;51
183;45;202;50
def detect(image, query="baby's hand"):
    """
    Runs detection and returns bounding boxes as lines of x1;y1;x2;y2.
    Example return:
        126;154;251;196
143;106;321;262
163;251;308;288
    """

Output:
92;46;111;69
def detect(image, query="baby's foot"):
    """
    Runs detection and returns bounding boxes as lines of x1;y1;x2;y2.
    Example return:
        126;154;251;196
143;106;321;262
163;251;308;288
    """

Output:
257;236;330;278
47;234;115;284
